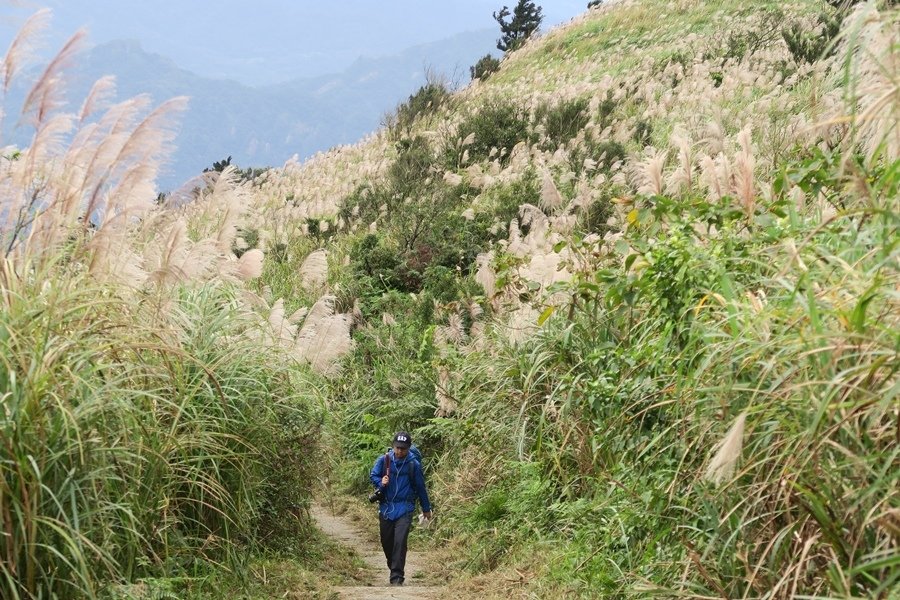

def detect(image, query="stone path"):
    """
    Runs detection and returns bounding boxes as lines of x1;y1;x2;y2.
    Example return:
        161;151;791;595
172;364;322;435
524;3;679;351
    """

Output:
311;504;442;600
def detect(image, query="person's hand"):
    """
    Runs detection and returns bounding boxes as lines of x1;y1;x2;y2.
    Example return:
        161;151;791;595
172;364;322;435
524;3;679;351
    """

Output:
381;475;389;486
423;511;432;520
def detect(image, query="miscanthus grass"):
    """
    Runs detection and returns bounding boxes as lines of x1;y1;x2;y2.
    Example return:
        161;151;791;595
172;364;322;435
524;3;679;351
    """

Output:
0;11;328;599
293;1;898;597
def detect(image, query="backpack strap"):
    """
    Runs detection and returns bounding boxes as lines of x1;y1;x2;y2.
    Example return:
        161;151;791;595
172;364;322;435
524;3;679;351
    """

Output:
383;452;391;478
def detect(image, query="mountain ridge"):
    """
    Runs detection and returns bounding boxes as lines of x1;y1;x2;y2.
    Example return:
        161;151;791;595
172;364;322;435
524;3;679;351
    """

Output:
5;27;498;189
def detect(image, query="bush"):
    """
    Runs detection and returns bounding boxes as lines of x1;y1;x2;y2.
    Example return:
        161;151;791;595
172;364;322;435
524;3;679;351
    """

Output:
782;12;842;64
721;8;784;61
533;97;590;150
454;100;531;165
387;81;451;140
470;54;501;81
388;136;438;199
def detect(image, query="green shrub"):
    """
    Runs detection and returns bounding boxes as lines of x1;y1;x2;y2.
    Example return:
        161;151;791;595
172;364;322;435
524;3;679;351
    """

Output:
388;136;437;199
470;54;501;81
577;187;617;234
782;12;842;64
349;234;419;293
721;8;784;61
570;138;626;178
454;100;531;165
387;82;451;140
533;97;590;150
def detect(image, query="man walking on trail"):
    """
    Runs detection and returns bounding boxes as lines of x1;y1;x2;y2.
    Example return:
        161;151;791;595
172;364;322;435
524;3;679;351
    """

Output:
370;431;432;586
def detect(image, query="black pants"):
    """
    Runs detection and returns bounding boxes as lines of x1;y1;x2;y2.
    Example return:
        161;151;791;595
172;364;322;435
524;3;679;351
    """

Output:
379;511;413;584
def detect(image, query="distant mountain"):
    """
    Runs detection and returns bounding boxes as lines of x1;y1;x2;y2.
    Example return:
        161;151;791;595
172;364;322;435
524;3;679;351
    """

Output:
3;29;497;190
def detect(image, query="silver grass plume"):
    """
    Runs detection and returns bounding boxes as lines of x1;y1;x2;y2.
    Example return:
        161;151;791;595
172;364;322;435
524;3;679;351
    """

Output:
835;3;899;163
21;30;86;126
704;412;747;485
1;8;51;94
435;366;456;417
268;298;297;346
295;295;354;375
475;252;496;298
733;125;756;217
540;169;565;212
299;249;328;290
666;129;695;195
632;146;668;197
237;249;265;281
78;75;116;123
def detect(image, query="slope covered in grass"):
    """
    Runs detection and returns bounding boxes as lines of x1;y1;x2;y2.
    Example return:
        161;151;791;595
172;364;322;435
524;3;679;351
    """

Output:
2;0;895;597
241;0;898;596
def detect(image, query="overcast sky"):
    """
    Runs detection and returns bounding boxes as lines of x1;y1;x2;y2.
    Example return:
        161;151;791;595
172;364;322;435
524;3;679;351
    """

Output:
1;1;588;85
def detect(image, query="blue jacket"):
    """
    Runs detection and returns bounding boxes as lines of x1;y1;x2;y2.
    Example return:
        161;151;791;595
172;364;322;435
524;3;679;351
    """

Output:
370;449;432;520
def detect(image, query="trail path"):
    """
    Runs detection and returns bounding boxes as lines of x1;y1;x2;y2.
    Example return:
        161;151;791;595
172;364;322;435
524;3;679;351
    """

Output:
311;504;443;600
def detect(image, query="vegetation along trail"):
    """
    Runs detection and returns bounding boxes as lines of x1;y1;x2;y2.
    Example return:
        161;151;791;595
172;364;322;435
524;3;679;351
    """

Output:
1;0;897;598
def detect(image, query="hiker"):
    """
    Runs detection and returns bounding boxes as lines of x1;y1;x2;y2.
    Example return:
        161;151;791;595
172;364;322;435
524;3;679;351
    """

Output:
369;431;432;586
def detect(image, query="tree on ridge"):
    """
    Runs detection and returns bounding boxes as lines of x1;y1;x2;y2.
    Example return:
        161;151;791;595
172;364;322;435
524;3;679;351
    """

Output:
493;1;544;53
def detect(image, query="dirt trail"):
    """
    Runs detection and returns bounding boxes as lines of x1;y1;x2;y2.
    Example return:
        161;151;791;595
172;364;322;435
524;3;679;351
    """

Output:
311;504;443;600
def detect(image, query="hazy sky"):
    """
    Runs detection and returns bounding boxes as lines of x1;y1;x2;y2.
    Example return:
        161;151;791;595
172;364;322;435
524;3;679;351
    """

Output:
1;1;588;85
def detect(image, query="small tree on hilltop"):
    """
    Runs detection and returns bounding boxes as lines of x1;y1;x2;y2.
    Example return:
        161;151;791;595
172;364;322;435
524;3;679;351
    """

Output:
493;1;543;53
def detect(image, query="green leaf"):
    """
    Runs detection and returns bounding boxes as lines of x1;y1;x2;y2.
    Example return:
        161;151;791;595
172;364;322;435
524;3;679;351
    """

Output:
849;282;878;333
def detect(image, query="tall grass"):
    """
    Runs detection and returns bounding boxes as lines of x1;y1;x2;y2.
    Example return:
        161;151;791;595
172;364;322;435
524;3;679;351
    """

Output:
0;13;321;599
0;260;318;599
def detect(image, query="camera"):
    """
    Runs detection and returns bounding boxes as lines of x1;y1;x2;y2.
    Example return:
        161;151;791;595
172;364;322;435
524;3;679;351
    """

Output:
368;487;386;503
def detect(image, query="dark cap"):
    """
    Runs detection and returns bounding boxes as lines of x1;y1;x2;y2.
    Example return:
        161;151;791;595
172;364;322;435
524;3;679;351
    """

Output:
392;431;411;449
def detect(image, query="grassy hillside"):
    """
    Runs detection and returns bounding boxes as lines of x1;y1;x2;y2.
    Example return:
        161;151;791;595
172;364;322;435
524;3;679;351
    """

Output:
242;0;898;597
1;0;896;598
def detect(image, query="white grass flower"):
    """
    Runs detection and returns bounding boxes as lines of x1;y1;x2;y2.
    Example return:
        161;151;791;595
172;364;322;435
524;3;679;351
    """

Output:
733;125;757;216
444;171;463;186
299;249;328;290
237;249;265;281
704;412;747;485
540;170;565;212
475;252;496;298
631;147;668;197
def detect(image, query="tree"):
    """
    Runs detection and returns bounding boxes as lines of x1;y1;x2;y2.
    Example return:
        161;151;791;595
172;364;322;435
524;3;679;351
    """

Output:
493;1;543;53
